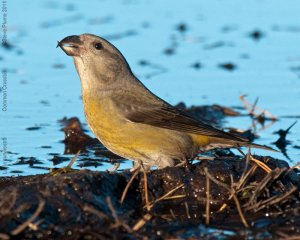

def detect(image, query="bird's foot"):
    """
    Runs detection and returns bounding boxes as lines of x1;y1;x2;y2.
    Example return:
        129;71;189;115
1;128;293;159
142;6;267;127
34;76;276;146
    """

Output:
121;160;150;211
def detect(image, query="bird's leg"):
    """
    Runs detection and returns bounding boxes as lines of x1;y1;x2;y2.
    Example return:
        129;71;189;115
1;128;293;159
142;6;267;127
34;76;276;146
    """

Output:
140;161;150;211
184;158;194;172
120;163;141;204
120;160;151;210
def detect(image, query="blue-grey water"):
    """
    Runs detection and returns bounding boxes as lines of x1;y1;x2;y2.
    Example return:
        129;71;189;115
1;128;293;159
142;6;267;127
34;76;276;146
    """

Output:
1;0;300;176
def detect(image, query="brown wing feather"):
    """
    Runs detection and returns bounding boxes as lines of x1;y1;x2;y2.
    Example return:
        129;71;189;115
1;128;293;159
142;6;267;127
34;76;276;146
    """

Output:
114;93;249;142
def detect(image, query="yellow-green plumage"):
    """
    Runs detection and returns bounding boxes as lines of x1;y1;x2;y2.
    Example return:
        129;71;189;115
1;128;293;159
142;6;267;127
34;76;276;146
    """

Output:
58;34;275;169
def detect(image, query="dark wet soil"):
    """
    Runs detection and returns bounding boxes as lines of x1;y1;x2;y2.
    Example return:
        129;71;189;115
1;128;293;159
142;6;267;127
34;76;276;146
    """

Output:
0;155;299;239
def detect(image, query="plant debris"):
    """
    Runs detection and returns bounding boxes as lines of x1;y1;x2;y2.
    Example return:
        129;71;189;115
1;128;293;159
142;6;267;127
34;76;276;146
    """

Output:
0;154;299;239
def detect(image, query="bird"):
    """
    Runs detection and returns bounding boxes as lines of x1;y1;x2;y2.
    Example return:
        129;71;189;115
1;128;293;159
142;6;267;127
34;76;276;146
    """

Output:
57;34;274;170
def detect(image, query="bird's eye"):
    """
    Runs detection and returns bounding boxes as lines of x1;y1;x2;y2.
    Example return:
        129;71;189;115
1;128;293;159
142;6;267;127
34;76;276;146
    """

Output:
94;42;103;50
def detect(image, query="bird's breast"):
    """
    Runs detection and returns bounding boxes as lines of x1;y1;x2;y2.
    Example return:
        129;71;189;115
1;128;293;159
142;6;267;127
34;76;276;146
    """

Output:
82;94;124;143
81;93;200;162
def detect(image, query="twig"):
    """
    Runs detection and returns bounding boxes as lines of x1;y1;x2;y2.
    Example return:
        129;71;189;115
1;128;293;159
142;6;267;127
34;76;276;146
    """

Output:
132;213;152;231
106;196;132;232
285;162;300;176
0;233;10;240
236;165;257;191
184;202;191;219
236;148;252;189
250;155;272;173
247;172;273;207
230;175;249;228
249;186;297;212
107;196;120;225
251;97;259;116
28;219;44;231
206;171;249;227
160;195;186;201
67;150;81;168
83;204;109;220
240;95;277;132
235;145;246;156
240;95;277;120
169;209;176;220
50;150;81;176
232;193;249;228
204;167;210;225
193;156;215;161
107;159;121;172
11;199;45;236
145;183;185;210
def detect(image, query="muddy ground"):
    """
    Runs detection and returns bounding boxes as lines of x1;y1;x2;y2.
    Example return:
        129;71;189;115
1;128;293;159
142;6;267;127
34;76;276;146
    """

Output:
0;104;299;239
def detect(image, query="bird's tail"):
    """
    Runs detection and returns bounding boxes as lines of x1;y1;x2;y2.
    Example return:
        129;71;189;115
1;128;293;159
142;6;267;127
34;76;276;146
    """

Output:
246;142;278;152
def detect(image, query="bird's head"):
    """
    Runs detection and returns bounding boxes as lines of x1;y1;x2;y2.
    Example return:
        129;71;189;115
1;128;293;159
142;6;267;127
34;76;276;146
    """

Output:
57;34;132;89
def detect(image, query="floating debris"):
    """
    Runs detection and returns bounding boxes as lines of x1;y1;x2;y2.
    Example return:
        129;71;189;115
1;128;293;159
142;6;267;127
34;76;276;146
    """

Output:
273;121;297;159
191;62;202;69
176;22;188;33
25;126;41;131
218;62;237;71
249;30;264;41
137;59;167;79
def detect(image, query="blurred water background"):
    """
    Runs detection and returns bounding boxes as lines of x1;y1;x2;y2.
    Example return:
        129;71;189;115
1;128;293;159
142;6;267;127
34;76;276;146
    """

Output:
1;0;300;176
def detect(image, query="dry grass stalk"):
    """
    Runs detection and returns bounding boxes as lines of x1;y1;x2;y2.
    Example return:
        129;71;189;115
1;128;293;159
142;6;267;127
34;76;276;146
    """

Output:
169;209;176;220
132;213;152;231
107;159;121;172
248;185;297;212
83;204;109;220
160;195;186;201
0;233;10;240
184;201;191;219
11;199;45;236
240;95;277;132
50;150;81;176
106;196;132;232
67;150;81;168
204;167;210;225
206;170;249;227
247;172;274;208
232;193;249;228
145;183;184;210
230;175;249;228
28;219;44;231
219;162;257;213
0;188;17;216
240;95;277;120
250;155;272;173
285;162;300;175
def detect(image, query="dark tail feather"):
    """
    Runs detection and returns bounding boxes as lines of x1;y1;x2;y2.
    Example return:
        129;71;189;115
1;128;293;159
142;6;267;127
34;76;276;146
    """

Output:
242;142;278;152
